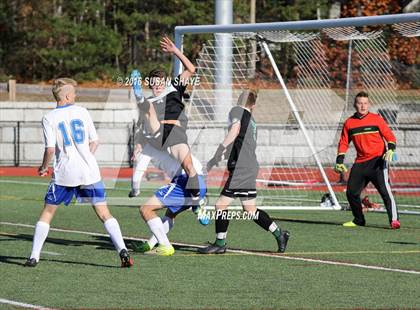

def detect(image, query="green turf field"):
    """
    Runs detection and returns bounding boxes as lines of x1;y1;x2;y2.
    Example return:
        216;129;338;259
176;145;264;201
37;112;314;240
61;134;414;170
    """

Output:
1;176;419;309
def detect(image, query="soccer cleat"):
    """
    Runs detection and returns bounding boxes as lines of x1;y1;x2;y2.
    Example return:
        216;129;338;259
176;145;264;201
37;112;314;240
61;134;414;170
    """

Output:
131;69;143;101
391;220;400;229
119;249;134;268
192;196;210;226
24;258;38;267
343;221;358;227
343;221;365;227
198;214;210;226
131;240;151;253
276;230;290;253
197;243;226;254
128;189;140;198
155;244;175;256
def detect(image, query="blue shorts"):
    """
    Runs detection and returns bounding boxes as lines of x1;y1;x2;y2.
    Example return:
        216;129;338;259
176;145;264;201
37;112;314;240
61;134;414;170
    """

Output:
155;174;206;214
44;181;106;206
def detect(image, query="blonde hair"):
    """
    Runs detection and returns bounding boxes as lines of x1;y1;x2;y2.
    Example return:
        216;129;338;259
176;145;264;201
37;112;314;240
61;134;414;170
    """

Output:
237;89;258;107
52;78;77;101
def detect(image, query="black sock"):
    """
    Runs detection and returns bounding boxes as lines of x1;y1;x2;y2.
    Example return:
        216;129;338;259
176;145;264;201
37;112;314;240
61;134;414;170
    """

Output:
215;210;229;246
253;209;273;231
188;174;200;197
253;209;282;238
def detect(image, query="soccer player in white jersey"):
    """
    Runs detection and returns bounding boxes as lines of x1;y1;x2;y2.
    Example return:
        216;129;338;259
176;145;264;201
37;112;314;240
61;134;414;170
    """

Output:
24;78;133;268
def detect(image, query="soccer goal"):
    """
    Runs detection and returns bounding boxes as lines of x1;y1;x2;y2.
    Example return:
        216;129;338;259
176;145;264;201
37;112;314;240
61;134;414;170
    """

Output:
174;13;420;213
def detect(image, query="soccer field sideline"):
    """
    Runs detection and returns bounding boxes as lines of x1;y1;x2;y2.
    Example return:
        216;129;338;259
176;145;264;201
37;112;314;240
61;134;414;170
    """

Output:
0;298;51;310
2;221;420;276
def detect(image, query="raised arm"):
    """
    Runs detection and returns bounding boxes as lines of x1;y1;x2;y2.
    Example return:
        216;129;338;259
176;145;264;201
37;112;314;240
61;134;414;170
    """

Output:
160;36;195;82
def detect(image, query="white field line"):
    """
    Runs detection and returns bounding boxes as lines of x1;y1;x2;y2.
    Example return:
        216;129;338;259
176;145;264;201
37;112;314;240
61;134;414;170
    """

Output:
0;298;53;310
2;179;419;209
0;180;48;186
1;221;420;276
0;179;152;192
42;251;63;256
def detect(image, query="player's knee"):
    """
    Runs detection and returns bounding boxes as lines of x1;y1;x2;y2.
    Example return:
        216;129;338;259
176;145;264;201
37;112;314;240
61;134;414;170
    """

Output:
346;189;359;202
183;162;195;176
215;203;228;211
39;205;57;223
140;205;152;219
94;206;112;222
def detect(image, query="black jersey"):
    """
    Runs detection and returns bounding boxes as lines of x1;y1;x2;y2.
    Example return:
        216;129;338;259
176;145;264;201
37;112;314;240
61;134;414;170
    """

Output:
135;76;189;147
227;106;258;171
148;75;188;129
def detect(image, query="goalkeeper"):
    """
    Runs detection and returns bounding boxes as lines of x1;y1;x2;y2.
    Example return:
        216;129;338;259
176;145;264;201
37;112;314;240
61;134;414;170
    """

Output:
199;90;290;254
335;91;399;229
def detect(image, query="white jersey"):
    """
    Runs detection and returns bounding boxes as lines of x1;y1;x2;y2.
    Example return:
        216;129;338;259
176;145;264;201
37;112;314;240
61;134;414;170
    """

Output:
42;104;101;186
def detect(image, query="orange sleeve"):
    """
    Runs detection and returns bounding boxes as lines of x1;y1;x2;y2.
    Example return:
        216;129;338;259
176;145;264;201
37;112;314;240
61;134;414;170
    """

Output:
337;120;350;155
378;116;396;145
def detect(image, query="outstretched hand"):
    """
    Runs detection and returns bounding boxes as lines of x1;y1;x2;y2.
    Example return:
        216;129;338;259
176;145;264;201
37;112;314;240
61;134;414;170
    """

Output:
160;36;177;54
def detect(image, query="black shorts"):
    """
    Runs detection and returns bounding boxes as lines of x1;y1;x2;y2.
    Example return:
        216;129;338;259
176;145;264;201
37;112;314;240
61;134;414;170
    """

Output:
221;167;258;200
147;124;188;150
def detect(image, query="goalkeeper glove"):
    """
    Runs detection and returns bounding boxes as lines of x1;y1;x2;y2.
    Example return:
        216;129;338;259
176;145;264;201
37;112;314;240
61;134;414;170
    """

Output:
383;149;397;162
206;144;226;171
383;142;397;162
131;69;144;102
334;164;348;173
334;154;347;173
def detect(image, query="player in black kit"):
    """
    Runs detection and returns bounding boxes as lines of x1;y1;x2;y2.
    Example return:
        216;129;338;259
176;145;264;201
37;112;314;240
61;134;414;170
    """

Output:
133;36;201;199
198;90;290;254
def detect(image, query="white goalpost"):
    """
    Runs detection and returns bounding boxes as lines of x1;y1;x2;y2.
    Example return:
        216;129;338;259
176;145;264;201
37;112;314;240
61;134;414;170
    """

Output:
173;13;420;213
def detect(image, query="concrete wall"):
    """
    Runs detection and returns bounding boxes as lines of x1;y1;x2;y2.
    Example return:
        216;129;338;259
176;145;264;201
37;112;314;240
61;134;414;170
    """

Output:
1;100;420;167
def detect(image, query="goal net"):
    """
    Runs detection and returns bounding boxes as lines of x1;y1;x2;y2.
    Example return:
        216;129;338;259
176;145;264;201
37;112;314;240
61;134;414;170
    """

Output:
177;14;420;213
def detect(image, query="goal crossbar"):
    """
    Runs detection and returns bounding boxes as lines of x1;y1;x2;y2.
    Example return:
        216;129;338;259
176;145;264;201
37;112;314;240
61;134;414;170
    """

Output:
174;13;420;74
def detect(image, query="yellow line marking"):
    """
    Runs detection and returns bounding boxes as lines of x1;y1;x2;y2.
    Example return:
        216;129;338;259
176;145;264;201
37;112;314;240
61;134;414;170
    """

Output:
351;130;379;136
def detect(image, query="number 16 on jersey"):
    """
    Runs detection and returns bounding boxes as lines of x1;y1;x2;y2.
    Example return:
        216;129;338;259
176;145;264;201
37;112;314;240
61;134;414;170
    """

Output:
58;119;85;146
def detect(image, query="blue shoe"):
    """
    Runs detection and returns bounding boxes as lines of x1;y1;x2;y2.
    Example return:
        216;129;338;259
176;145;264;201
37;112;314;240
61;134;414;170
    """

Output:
131;69;143;101
192;196;210;226
198;214;210;226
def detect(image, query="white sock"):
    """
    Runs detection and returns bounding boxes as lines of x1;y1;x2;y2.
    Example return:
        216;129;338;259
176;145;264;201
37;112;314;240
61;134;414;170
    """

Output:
216;232;227;240
30;221;50;261
148;216;174;248
131;181;141;192
269;222;279;233
104;218;127;253
147;217;171;247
